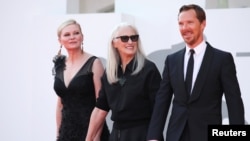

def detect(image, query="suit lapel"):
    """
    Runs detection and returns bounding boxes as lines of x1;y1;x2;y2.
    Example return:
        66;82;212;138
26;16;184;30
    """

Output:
189;43;214;103
177;48;189;100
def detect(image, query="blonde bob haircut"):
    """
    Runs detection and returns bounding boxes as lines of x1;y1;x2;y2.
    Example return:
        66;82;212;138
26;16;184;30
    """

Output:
106;22;146;84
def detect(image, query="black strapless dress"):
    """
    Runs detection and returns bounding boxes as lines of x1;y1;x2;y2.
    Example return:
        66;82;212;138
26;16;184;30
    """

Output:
53;56;109;141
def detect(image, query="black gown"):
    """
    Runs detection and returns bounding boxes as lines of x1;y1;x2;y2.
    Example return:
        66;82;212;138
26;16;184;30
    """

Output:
53;56;110;141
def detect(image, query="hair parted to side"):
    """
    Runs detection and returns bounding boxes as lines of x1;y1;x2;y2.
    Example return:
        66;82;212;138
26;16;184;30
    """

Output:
106;22;146;84
57;19;83;38
178;4;206;23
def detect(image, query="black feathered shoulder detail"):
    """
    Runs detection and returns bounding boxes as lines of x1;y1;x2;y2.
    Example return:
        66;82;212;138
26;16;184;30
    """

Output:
52;55;66;76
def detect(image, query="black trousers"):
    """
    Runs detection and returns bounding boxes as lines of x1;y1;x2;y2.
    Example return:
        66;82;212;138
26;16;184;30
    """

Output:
109;124;149;141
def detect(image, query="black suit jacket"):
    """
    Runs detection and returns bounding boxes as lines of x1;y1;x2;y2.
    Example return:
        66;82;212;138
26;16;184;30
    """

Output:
147;42;245;141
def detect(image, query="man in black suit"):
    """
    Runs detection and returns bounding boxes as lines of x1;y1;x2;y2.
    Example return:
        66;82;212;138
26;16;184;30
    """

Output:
147;4;245;141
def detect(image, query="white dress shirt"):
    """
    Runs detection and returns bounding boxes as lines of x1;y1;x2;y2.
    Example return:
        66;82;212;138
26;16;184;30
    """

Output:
184;40;206;93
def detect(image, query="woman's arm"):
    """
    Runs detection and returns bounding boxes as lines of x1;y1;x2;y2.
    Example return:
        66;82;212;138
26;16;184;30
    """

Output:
91;58;107;141
92;58;104;99
86;108;108;141
56;97;63;137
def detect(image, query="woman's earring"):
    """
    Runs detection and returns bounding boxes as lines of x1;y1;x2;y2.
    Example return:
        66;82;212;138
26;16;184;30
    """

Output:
81;42;84;53
58;45;62;56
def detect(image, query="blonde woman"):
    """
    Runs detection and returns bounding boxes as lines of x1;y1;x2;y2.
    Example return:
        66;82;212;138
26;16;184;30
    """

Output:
53;19;109;141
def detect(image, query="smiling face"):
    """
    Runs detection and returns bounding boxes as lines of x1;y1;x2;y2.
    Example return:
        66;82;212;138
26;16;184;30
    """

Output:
58;24;83;51
178;9;206;48
112;26;138;59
